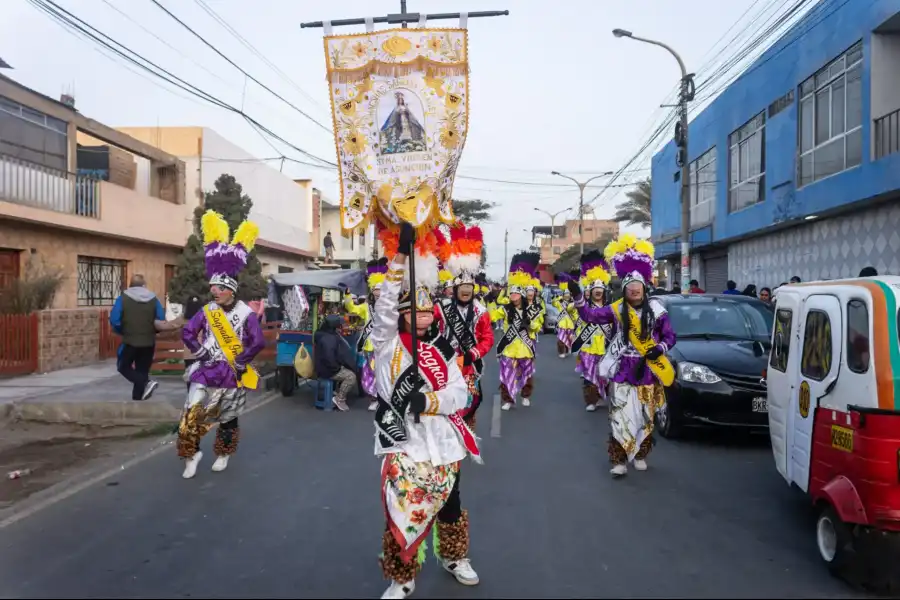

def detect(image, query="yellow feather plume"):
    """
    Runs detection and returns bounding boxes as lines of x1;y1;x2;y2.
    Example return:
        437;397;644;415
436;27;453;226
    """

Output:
201;210;230;245
507;271;531;289
368;272;386;288
559;282;569;292
231;220;260;251
584;265;611;286
438;269;454;284
603;232;655;263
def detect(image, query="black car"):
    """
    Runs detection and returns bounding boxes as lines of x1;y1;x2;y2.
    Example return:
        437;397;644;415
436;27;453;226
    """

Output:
654;294;774;439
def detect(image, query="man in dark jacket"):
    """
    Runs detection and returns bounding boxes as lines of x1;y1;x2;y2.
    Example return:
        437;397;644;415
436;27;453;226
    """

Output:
110;275;166;401
313;314;357;411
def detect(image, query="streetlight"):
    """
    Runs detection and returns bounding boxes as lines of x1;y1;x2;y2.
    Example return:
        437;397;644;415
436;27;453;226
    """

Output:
613;27;693;291
533;206;569;261
550;171;614;254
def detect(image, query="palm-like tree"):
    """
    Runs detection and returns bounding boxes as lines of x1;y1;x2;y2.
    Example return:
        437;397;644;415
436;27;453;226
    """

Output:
613;178;651;228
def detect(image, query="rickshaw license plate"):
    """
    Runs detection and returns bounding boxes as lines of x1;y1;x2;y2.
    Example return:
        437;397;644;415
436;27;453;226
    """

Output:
752;397;768;413
830;425;854;453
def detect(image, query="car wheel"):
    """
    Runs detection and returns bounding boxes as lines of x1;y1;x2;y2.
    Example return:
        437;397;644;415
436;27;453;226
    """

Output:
817;505;855;575
655;392;683;439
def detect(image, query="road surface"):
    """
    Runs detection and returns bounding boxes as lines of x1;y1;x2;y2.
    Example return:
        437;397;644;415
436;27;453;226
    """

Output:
0;337;864;598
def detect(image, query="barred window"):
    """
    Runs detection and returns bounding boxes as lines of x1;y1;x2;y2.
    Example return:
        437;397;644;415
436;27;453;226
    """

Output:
77;256;126;306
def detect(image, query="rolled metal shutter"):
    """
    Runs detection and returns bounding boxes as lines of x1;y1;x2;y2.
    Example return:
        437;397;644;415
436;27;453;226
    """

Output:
704;255;729;295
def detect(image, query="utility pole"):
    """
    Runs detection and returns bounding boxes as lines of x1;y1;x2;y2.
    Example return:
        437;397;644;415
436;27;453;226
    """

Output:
613;28;694;291
550;171;613;254
534;207;569;261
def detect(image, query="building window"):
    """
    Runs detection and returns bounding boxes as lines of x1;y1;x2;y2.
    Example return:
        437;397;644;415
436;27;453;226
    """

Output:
800;310;832;381
689;147;716;226
846;299;869;373
728;112;766;212
770;308;792;373
278;266;294;274
77;256;126;306
798;41;863;187
0;95;68;172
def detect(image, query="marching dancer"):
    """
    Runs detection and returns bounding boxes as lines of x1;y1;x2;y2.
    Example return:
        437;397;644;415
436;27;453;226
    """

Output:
569;235;676;477
572;251;611;412
433;222;494;429
552;271;580;358
373;224;482;599
344;257;389;411
493;252;542;410
178;210;265;479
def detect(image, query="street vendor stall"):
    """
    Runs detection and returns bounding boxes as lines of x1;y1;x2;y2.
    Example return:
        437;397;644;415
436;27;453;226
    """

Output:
267;268;367;398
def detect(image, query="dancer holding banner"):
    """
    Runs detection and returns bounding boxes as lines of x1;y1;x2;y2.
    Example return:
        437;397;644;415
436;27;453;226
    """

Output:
344;257;389;411
373;224;482;599
552;271;580;358
433;222;494;429
494;252;542;411
572;251;612;412
178;210;265;479
569;235;676;477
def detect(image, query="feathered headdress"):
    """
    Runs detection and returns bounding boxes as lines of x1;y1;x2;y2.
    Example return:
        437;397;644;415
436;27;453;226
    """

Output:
580;249;611;291
438;268;454;289
366;257;388;291
475;272;489;296
377;225;449;311
604;233;655;287
201;210;259;292
446;222;483;287
507;251;540;295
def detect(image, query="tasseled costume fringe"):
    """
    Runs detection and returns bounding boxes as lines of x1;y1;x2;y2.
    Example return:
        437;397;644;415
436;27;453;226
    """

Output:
608;434;653;465
177;404;212;459
434;509;470;562
329;59;467;83
214;424;240;456
380;529;427;583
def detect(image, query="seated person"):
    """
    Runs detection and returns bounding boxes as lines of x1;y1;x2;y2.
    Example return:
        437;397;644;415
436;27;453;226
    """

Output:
313;314;358;412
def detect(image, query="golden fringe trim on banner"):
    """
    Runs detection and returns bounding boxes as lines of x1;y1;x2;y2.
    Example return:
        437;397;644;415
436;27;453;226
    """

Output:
327;58;467;82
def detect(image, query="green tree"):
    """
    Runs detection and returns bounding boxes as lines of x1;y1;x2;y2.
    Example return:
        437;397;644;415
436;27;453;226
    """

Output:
168;174;267;305
613;178;651;228
453;198;496;269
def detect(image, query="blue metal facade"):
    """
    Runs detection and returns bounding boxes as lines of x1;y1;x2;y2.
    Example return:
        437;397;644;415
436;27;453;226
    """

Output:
651;0;900;257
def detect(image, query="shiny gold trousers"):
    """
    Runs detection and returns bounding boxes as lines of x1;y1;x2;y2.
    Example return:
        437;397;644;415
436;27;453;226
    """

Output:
176;384;245;459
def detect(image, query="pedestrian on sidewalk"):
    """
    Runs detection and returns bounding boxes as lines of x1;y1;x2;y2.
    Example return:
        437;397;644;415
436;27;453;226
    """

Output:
571;234;677;478
110;274;168;401
323;230;335;263
177;210;265;479
313;314;358;411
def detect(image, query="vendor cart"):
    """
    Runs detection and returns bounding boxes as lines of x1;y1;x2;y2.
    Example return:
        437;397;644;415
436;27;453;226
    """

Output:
267;268;367;398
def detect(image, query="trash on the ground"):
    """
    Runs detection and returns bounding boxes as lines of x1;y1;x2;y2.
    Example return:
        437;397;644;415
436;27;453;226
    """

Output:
7;469;33;480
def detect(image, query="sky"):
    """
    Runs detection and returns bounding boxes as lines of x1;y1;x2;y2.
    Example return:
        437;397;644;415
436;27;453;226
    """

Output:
3;0;777;279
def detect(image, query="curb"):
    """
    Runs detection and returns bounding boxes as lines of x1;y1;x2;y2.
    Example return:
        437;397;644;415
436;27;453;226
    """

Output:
8;400;182;427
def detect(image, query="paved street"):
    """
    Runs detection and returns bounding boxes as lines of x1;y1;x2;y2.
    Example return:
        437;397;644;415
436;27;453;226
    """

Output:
0;338;864;599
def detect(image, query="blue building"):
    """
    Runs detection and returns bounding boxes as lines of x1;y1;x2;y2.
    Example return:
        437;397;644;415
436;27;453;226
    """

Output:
651;0;900;293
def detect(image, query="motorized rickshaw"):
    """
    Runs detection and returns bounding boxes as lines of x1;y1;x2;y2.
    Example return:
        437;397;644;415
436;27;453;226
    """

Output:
266;268;367;399
767;277;900;590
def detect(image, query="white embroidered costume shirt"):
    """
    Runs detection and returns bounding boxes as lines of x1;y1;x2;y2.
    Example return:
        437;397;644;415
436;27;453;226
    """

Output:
370;259;470;466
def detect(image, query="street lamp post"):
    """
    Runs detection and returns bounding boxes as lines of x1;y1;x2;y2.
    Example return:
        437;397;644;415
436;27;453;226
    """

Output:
550;171;614;254
534;206;569;262
612;28;694;291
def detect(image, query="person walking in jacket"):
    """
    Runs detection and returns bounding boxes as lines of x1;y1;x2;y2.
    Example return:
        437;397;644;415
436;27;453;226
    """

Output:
324;231;335;263
314;314;358;411
110;274;166;401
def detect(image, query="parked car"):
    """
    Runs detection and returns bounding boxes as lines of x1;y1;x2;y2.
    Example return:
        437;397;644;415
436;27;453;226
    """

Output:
541;287;560;334
653;294;774;439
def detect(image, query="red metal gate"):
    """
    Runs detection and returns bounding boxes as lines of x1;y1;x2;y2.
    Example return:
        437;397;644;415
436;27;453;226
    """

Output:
0;313;39;375
98;309;120;359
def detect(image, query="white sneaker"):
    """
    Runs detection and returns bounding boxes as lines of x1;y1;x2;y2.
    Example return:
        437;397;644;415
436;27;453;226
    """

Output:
610;463;627;477
332;396;349;411
211;455;229;472
368;400;378;412
182;451;202;479
501;402;512;411
381;579;415;599
141;380;159;400
522;398;531;407
585;403;597;412
558;353;566;359
633;458;648;471
442;557;479;585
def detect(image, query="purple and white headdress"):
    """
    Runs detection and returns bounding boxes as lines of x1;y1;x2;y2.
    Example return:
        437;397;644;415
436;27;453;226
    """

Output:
201;210;259;292
603;233;655;288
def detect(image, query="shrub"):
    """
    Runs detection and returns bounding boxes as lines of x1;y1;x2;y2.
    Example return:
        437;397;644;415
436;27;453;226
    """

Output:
0;256;65;314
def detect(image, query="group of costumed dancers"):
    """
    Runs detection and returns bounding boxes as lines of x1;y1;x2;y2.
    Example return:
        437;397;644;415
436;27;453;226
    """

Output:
171;210;675;599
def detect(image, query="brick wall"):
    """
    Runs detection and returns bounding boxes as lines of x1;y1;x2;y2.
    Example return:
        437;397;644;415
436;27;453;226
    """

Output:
37;308;102;372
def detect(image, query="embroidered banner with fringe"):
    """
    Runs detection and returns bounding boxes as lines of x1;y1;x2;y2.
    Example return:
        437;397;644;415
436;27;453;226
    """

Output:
323;28;469;230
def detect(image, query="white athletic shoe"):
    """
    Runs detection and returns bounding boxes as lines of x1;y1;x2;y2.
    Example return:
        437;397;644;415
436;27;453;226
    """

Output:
522;398;531;407
211;455;229;472
442;557;480;585
182;451;202;479
381;579;415;599
558;353;566;359
610;463;627;477
368;400;378;412
633;458;648;471
585;403;597;412
501;402;512;411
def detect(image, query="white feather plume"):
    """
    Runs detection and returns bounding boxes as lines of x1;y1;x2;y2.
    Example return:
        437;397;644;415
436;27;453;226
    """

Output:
403;253;439;292
446;254;481;278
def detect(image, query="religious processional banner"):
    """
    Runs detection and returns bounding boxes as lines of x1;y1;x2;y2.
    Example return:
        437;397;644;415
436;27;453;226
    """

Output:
323;28;469;231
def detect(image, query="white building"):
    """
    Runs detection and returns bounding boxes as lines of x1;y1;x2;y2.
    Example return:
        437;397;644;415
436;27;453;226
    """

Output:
319;194;376;268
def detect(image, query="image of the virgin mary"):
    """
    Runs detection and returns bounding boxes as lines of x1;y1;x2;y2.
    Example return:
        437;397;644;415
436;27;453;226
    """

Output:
379;91;427;155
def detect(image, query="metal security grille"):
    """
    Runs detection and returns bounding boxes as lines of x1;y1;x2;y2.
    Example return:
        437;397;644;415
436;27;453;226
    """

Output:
77;256;126;306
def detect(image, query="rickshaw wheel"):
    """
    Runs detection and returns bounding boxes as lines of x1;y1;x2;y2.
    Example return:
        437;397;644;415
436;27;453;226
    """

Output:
279;366;296;397
816;505;854;573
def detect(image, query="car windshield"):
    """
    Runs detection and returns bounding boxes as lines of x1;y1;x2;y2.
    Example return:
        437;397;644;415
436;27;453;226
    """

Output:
667;300;773;341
